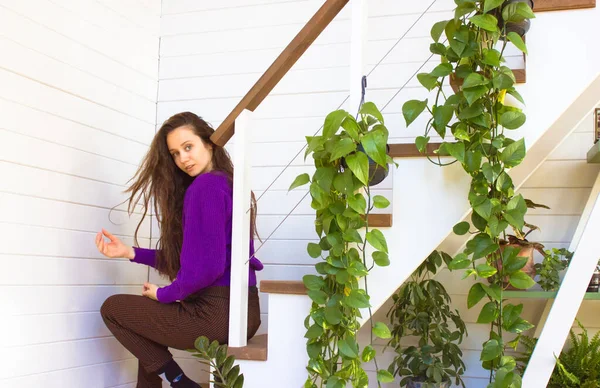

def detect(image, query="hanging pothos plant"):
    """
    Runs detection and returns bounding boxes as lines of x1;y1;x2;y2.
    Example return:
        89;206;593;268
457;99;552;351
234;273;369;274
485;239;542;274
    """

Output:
289;102;395;387
401;1;536;387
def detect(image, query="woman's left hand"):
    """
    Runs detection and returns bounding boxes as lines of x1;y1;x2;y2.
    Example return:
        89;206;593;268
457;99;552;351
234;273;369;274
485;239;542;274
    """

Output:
142;282;159;301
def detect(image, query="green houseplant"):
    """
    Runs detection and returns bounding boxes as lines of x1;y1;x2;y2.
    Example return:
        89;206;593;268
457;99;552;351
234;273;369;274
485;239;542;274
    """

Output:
386;251;468;388
290;102;395;387
535;247;573;291
188;336;244;388
551;320;600;387
401;0;536;386
516;321;600;387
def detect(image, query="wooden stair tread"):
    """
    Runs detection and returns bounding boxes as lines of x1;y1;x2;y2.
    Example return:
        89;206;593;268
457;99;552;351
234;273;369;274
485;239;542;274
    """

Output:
388;143;442;158
261;280;307;295
362;213;392;227
534;0;595;12
513;69;526;84
227;334;268;361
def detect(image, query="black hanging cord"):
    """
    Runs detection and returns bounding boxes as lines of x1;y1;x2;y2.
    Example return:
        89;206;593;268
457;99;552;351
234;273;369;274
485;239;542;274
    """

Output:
355;75;368;119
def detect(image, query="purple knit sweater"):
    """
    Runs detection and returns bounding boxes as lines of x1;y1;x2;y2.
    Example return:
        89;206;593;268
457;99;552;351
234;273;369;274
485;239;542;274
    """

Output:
131;171;264;304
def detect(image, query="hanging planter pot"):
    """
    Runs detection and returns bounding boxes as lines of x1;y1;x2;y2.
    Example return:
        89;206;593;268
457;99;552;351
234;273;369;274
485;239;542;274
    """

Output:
495;0;535;37
489;236;542;290
359;143;390;187
341;144;390;187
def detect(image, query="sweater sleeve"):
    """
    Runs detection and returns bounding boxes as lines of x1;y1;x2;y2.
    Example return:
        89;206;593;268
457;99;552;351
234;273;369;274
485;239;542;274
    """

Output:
131;247;157;268
156;176;230;303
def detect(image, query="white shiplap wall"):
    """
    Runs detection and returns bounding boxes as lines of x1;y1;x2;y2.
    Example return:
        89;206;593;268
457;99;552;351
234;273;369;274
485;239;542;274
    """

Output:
0;0;160;387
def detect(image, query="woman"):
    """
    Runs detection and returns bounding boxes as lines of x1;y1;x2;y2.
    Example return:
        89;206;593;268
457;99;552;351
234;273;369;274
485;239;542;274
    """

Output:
96;112;263;388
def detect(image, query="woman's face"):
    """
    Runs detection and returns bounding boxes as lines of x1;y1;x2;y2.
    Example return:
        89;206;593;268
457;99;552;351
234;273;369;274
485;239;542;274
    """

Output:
166;125;213;177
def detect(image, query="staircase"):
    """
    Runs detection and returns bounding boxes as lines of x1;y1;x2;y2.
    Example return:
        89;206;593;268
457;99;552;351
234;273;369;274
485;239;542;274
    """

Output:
207;1;600;387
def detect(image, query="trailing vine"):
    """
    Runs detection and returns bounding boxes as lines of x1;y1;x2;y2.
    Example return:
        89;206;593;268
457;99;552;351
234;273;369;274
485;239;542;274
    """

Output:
402;1;536;387
290;102;394;387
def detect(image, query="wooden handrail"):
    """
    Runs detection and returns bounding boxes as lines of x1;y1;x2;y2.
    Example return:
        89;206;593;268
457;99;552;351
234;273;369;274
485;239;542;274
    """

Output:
209;0;349;146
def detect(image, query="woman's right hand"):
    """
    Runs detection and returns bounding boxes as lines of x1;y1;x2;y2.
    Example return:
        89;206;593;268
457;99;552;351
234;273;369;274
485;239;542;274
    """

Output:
95;228;134;259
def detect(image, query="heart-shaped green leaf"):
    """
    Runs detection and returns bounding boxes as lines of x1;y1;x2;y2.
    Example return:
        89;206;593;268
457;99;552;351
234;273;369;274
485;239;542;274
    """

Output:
402;99;428;127
373;195;390;209
373;251;390;267
329;137;357;161
289;173;310;191
431;20;449;42
481;339;503;361
307;243;322;258
477;301;499;323
500;138;526;168
345;152;370;186
484;0;505;13
303;275;324;291
338;337;359;359
453;221;470;235
323;110;348;140
500;111;526;130
507;32;528;54
470;14;499;32
467;283;486;308
373;322;392;339
509;271;535;289
377;370;395;383
366;229;388;253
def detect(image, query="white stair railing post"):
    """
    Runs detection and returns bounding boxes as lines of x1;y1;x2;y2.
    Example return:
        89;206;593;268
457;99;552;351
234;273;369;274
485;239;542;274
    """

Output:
522;171;600;387
228;109;253;348
350;0;376;325
349;0;367;114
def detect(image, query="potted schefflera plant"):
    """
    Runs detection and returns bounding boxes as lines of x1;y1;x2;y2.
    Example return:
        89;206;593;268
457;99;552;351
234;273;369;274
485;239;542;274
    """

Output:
386;251;467;388
535;247;573;292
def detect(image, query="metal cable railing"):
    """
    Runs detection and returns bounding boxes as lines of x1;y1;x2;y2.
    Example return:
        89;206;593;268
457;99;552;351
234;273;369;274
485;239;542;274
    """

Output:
252;0;439;255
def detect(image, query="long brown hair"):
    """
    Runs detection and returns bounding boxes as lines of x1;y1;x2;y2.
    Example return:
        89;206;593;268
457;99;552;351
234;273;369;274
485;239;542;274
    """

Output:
125;112;258;281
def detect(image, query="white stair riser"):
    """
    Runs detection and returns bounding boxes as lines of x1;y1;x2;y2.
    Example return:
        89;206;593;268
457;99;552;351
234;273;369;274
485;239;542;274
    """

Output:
237;294;311;388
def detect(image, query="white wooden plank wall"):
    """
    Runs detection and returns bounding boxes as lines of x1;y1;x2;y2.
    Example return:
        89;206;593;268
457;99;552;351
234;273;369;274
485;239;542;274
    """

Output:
0;0;160;386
